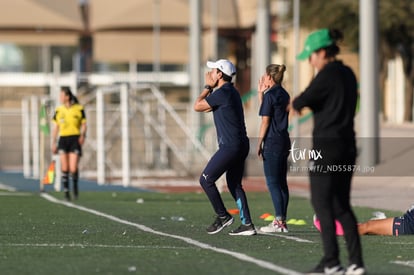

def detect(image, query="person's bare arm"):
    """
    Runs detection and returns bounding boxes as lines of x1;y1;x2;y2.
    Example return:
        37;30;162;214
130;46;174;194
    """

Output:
257;75;270;105
194;71;216;113
358;218;394;235
257;116;270;158
79;122;87;145
51;123;59;154
193;87;212;112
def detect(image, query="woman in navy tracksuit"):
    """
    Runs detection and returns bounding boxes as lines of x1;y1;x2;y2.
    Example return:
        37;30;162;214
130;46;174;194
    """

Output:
194;59;256;236
257;64;291;233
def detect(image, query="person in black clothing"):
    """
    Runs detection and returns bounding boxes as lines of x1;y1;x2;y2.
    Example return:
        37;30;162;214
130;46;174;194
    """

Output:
292;29;365;275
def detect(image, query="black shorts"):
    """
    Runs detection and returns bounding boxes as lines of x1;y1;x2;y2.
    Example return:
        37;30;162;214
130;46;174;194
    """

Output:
392;209;414;236
58;135;82;156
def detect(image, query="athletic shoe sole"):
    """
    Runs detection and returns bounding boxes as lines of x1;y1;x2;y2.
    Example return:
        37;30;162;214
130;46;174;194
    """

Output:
345;264;365;275
228;229;257;236
259;227;288;233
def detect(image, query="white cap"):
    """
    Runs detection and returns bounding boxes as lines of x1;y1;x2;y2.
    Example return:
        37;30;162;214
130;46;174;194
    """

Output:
206;59;236;77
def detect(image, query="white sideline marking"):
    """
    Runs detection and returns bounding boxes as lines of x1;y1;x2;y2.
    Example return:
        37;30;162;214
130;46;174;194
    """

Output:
41;193;303;275
0;192;31;196
258;231;313;243
0;183;17;192
2;243;194;250
390;260;414;269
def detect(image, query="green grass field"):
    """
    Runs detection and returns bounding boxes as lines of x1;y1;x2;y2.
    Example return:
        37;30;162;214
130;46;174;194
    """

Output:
1;190;413;275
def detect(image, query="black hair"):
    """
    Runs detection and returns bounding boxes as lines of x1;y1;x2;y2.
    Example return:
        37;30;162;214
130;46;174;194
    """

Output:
218;69;233;82
61;87;79;104
322;29;344;58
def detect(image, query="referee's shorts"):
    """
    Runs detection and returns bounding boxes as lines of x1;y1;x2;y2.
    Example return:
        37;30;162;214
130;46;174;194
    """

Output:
58;135;82;156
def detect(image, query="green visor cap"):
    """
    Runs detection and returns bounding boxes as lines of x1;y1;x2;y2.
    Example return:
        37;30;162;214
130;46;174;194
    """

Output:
297;28;333;60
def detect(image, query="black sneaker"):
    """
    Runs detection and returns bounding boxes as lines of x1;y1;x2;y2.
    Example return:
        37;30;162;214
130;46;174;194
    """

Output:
206;214;234;234
228;224;257;236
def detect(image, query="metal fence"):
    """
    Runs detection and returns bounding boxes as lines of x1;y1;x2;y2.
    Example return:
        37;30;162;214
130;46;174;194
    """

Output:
17;83;218;189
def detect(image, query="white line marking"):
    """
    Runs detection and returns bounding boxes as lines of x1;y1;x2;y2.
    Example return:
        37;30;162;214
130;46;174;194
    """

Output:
41;193;303;275
257;231;314;243
0;183;17;192
0;192;31;196
385;242;414;245
390;260;414;269
1;243;194;250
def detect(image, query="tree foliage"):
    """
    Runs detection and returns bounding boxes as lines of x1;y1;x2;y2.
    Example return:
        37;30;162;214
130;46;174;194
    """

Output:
289;0;414;120
293;0;359;51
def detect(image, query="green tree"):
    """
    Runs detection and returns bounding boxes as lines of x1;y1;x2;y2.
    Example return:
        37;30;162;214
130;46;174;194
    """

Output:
378;0;414;121
289;0;414;121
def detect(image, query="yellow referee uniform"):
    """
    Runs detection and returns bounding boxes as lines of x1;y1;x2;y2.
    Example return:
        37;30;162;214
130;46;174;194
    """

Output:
52;104;86;136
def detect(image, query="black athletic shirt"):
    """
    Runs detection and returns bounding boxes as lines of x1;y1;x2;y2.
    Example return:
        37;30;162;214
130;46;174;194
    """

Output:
259;84;290;152
205;82;249;148
292;61;357;149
